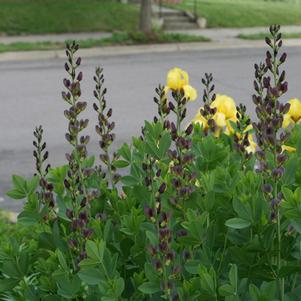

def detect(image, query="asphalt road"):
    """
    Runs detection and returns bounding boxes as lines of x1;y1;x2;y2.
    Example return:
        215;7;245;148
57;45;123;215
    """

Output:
1;46;301;211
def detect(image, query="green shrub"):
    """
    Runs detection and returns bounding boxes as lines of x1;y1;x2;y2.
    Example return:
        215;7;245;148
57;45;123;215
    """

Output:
1;25;301;300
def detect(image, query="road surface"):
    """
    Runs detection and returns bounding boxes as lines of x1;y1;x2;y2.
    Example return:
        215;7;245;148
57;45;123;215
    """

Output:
1;45;301;211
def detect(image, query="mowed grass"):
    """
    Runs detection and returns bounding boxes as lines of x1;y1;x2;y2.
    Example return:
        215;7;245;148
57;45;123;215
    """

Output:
238;31;301;40
0;0;139;35
172;0;301;28
0;32;210;53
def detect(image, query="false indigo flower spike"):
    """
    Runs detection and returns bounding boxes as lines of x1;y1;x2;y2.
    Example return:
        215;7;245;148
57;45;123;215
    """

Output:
63;42;89;207
33;126;56;213
93;67;117;189
253;26;288;298
201;73;215;105
154;84;170;123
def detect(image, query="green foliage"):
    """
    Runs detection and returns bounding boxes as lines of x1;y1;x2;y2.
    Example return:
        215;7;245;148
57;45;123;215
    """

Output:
2;32;301;300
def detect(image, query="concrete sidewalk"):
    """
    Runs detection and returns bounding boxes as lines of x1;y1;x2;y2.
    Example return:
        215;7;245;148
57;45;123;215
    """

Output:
0;32;112;45
167;25;301;42
2;25;301;45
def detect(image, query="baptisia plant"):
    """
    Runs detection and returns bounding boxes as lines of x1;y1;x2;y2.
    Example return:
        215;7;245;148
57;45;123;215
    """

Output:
2;26;301;301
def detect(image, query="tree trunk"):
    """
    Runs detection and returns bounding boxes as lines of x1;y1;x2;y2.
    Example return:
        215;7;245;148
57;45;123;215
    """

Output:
139;0;152;34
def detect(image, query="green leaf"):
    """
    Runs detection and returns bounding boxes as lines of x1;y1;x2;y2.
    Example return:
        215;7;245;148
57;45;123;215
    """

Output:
138;281;160;294
184;260;201;274
114;277;125;297
6;188;26;200
12;175;27;193
0;278;19;292
118;143;131;162
158;131;171;158
56;275;81;299
219;284;235;296
225;218;251;229
56;250;68;271
121;175;138;186
229;264;238;290
78;268;103;285
27;176;39;195
18;210;40;225
113;160;129;168
145;230;158;245
86;240;105;262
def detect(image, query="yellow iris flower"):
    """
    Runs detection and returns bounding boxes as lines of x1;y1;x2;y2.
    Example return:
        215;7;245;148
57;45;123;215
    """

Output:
167;67;189;90
191;111;208;130
282;145;296;153
282;98;301;128
211;94;237;120
191;95;257;152
166;67;197;101
245;134;257;154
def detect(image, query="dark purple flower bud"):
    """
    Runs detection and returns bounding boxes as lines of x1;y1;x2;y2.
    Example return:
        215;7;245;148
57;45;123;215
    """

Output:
76;57;81;66
95;212;107;221
80;198;87;208
172;178;181;188
164;120;170;130
168;102;175;111
77;71;83;81
262;184;273;194
277;153;288;165
158;182;167;194
153;259;162;271
64;63;70;72
177;229;187;237
280;52;287;63
159;241;168;252
277;192;283;201
182;250;190;261
270;211;277;222
68;239;77;249
79;251;87;261
79;211;88;223
144;206;155;221
66;208;73;219
83;228;93;238
270;198;278;209
280;82;288;93
185;123;193;135
165;251;175;263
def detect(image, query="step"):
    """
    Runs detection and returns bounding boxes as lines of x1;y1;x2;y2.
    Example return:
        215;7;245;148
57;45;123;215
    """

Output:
163;15;191;22
155;10;186;17
164;21;198;30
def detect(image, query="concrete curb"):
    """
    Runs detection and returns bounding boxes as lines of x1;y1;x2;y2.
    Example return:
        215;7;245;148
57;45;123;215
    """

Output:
0;40;298;62
1;39;301;62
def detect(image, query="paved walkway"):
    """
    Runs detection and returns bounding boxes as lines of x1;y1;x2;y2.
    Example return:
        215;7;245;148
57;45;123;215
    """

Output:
1;25;301;45
167;25;301;42
0;32;112;45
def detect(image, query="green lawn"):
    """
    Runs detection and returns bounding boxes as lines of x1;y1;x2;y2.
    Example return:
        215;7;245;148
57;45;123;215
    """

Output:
238;31;301;40
171;0;301;28
0;32;210;53
0;0;139;35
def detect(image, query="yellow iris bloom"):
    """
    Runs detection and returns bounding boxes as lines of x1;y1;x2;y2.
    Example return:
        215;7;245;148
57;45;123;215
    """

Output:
191;111;208;129
282;98;301;128
183;84;197;101
211;94;237;120
282;145;296;153
166;67;189;90
166;67;197;101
